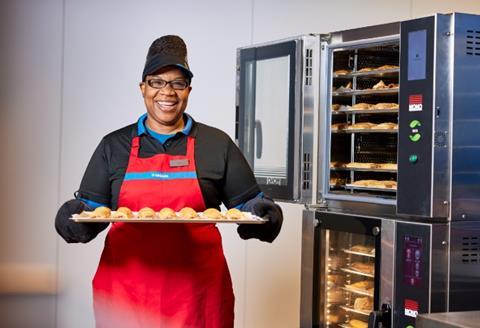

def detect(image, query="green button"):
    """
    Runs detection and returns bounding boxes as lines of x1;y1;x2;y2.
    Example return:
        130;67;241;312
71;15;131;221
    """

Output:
409;133;421;142
406;325;415;328
410;120;422;128
409;155;418;163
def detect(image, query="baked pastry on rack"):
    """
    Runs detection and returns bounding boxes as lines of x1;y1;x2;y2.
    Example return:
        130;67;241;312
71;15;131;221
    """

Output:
377;163;397;170
327;274;345;285
381;180;397;189
352;103;373;110
335;81;352;92
346;280;374;290
358;67;373;72
331;123;348;131
331;104;341;111
345;162;375;169
372;80;387;89
334;69;351;75
351;262;375;274
351;244;375;254
353;296;373;311
348;122;376;130
330;161;346;168
373;102;398;110
374;122;398;130
377;64;399;70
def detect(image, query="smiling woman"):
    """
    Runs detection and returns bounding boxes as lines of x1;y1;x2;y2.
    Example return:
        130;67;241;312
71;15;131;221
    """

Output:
54;34;284;328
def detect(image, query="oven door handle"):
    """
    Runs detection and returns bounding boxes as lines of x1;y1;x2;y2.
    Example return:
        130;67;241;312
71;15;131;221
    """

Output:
255;120;262;159
368;303;391;328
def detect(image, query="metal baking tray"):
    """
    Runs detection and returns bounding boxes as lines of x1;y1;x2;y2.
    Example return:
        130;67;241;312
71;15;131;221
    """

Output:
331;167;397;173
332;128;398;134
340;267;375;278
333;68;399;79
71;211;266;224
332;87;399;96
332;108;398;115
343;248;376;258
342;286;374;297
351;68;399;77
339;305;371;316
345;184;397;193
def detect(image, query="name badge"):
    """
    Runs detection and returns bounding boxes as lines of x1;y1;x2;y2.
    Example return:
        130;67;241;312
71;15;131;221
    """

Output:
169;159;189;167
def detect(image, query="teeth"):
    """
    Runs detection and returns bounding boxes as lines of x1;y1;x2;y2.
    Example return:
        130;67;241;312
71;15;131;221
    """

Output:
157;101;175;106
156;101;176;111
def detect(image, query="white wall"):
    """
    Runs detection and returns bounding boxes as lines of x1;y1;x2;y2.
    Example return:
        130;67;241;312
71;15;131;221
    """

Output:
1;1;480;327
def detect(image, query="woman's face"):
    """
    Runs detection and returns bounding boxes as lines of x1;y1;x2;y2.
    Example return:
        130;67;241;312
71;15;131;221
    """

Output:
140;66;192;133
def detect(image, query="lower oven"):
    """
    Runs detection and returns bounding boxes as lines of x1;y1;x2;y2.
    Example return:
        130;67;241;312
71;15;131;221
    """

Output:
300;210;480;328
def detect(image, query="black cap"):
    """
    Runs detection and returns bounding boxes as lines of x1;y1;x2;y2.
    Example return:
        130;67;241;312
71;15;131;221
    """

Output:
141;35;193;81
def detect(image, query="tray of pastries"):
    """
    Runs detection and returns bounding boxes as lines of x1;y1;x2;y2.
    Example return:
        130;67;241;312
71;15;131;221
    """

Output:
332;102;399;113
332;122;398;132
344;280;374;297
344;244;376;257
334;69;352;76
357;64;399;72
339;295;373;316
344;162;397;171
341;261;375;278
71;206;266;224
371;80;399;90
346;179;397;191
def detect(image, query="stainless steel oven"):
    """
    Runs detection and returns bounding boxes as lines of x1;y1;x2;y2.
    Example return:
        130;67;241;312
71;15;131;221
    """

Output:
235;11;480;328
301;210;480;328
300;13;480;328
317;13;480;221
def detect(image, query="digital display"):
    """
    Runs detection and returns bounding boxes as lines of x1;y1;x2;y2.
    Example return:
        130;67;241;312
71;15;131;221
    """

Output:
408;30;427;81
403;235;423;287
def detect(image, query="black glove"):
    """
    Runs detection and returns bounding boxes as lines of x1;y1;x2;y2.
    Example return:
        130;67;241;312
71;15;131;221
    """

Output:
55;199;109;243
237;196;283;243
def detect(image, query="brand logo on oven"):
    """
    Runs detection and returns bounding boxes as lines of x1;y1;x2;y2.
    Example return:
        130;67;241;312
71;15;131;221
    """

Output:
409;94;423;112
404;299;419;318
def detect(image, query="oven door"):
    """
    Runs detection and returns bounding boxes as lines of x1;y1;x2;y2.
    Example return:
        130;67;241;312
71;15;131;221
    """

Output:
301;211;394;328
236;39;301;201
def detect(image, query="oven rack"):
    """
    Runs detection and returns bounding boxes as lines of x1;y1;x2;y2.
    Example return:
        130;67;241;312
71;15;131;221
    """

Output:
332;88;399;96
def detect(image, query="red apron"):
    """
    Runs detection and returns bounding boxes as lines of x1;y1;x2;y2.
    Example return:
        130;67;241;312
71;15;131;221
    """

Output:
92;136;234;328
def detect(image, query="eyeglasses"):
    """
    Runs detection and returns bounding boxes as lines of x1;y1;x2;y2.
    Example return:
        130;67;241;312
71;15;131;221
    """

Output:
146;78;189;90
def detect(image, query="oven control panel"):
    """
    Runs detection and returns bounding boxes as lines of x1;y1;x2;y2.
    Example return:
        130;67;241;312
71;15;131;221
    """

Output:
397;15;436;218
394;222;431;328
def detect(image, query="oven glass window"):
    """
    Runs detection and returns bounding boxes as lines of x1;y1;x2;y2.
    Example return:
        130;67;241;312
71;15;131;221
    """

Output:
323;229;376;327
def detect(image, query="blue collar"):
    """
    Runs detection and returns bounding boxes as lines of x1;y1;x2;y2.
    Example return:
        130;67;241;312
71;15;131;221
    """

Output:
137;113;193;137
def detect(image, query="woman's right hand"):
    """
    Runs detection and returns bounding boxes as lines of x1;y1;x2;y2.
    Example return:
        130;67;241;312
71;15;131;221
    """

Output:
55;199;109;243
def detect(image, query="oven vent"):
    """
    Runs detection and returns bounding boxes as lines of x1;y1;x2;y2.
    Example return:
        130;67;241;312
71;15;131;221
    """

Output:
305;48;313;86
461;236;480;263
303;152;311;190
466;30;480;56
